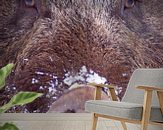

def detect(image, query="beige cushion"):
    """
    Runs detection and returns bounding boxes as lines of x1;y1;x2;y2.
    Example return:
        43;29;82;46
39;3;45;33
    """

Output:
85;100;163;122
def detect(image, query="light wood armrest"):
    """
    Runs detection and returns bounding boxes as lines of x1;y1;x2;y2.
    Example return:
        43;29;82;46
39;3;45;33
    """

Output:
88;83;118;101
137;85;163;123
88;83;115;89
137;86;163;92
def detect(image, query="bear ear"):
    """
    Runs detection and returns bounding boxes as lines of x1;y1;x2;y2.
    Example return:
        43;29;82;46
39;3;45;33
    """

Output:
24;0;35;7
124;0;135;8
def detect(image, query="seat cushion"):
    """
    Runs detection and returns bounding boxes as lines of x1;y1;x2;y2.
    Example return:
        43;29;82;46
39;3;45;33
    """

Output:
85;100;163;122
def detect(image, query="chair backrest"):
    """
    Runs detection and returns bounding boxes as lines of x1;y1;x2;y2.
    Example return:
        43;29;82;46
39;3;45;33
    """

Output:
122;68;163;107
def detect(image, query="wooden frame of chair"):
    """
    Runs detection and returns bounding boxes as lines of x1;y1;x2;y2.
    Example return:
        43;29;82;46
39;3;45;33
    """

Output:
88;83;163;130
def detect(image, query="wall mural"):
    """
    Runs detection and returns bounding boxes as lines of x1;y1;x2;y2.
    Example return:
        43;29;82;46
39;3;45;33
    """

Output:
0;0;162;113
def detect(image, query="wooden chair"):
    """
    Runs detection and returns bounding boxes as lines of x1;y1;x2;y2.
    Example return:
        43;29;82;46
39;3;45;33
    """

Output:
85;68;163;130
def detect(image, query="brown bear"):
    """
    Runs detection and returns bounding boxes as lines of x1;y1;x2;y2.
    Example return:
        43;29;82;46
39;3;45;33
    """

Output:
0;0;162;112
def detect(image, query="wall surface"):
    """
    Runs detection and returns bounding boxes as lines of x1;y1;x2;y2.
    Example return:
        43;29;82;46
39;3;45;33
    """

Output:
0;0;162;113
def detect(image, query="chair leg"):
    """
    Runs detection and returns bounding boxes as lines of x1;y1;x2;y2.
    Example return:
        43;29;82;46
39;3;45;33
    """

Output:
141;123;148;130
141;90;152;130
92;113;98;130
121;121;127;130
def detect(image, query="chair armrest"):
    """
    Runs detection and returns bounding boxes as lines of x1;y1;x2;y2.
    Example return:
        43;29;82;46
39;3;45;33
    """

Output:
137;86;163;92
88;83;115;89
88;83;118;101
137;86;163;119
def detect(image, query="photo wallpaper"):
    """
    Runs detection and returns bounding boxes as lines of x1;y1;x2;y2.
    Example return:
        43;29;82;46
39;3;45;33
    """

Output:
0;0;162;113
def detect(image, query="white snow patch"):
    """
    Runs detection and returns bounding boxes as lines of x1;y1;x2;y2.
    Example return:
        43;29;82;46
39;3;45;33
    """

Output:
32;78;39;84
23;58;29;61
63;66;107;86
39;86;44;90
122;73;128;77
35;71;45;75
